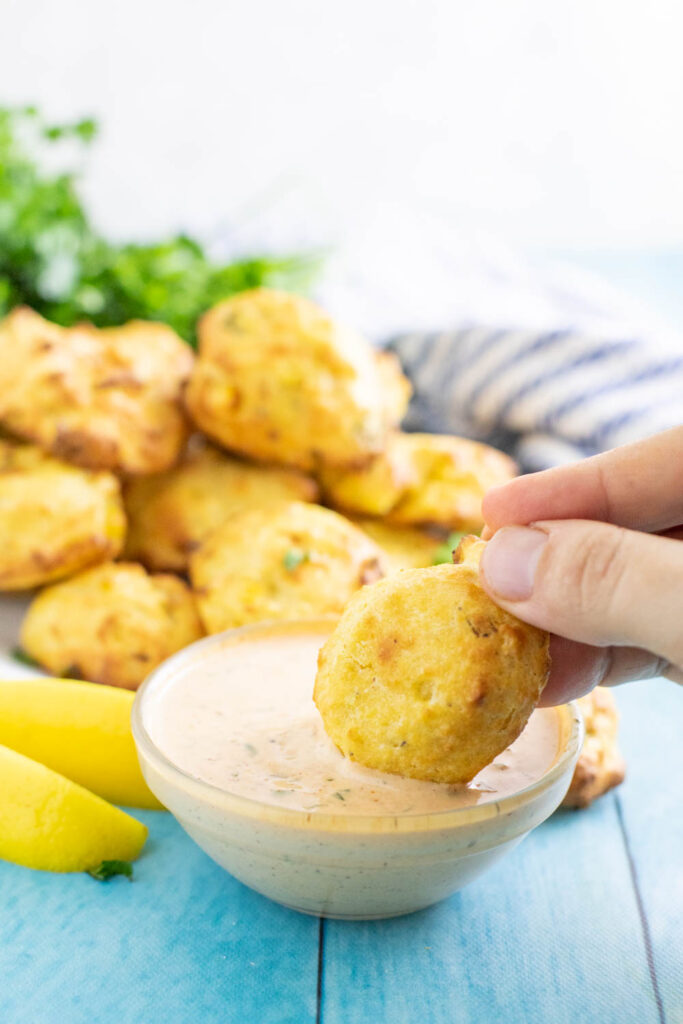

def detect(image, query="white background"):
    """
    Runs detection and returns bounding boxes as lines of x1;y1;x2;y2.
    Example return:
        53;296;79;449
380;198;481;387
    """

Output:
3;0;683;256
1;0;682;675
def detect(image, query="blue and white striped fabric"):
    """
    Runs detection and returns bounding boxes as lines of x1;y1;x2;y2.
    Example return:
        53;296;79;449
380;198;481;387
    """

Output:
387;326;683;471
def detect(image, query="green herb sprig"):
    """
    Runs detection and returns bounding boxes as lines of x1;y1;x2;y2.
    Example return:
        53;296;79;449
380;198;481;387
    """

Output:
282;548;309;571
87;860;134;882
0;106;320;345
432;532;467;565
10;646;41;669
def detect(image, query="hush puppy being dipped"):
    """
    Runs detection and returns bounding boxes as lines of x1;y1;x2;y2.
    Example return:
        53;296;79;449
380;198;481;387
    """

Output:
21;563;203;690
190;501;386;634
314;537;549;784
124;440;319;572
185;289;410;472
0;307;193;474
0;439;126;590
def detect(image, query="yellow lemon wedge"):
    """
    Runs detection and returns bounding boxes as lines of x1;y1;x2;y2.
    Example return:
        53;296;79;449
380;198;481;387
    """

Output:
0;678;162;809
0;743;147;872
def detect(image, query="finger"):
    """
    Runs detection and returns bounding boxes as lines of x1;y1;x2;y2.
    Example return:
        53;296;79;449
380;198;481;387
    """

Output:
539;636;668;707
479;520;683;669
538;636;610;706
483;426;683;534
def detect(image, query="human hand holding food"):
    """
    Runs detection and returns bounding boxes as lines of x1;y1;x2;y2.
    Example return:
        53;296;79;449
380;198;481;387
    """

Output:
479;426;683;705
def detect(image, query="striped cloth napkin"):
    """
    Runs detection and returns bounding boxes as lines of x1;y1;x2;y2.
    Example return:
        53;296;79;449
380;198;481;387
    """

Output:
386;323;683;471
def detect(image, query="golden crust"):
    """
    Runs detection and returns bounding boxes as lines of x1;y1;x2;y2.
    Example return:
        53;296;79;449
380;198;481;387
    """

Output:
350;517;445;572
20;562;203;690
185;289;410;472
319;431;516;530
190;501;386;634
562;687;626;808
0;307;193;474
374;350;413;426
319;433;414;517
0;439;126;590
314;537;549;784
124;440;319;572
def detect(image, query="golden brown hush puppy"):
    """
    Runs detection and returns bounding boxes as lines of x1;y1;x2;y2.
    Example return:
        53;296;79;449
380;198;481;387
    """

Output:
319;435;415;517
185;289;410;472
562;687;625;808
319;431;516;531
314;536;549;784
0;439;126;590
20;562;203;690
349;517;446;572
374;350;413;425
190;501;386;634
124;440;319;572
0;307;193;474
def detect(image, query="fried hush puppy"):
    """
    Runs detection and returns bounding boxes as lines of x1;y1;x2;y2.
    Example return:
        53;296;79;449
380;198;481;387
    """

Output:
562;687;626;808
20;562;203;690
350;517;446;572
185;289;410;472
314;537;550;784
190;501;386;634
124;440;319;572
319;431;516;531
0;307;193;474
0;439;126;590
320;434;416;517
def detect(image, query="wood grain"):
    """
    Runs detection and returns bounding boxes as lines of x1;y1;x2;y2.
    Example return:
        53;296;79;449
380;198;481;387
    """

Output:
0;811;319;1024
0;683;679;1023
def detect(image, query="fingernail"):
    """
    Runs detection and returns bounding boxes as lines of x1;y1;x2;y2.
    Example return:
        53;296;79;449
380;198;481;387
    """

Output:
480;526;548;601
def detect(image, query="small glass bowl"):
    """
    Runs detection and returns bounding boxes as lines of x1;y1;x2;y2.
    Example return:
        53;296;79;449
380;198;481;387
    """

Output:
132;622;583;920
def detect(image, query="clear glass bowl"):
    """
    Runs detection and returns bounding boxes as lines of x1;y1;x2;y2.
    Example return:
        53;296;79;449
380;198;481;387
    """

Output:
132;622;584;920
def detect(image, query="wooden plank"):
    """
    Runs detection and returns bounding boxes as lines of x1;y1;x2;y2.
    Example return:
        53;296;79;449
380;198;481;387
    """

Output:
0;809;319;1024
613;679;683;1024
322;790;659;1024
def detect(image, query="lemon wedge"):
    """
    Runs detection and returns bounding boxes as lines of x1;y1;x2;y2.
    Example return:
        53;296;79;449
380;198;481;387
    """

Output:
0;743;147;872
0;678;162;809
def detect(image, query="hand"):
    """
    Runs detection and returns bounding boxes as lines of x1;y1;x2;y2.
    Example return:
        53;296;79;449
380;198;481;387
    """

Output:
478;426;683;706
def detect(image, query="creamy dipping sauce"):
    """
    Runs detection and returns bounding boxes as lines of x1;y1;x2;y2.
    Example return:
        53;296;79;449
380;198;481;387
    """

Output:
146;623;562;816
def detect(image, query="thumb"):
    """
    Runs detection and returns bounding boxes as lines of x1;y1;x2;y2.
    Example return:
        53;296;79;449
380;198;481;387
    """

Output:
479;521;683;670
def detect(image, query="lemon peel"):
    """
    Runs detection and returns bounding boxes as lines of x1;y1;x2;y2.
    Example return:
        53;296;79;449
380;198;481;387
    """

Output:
0;678;162;809
0;743;147;873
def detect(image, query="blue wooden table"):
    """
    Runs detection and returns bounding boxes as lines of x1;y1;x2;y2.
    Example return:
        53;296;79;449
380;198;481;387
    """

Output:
0;679;680;1024
1;253;682;1023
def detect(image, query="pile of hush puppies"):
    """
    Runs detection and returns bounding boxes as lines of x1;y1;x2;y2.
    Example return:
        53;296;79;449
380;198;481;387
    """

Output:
0;290;512;690
0;291;622;803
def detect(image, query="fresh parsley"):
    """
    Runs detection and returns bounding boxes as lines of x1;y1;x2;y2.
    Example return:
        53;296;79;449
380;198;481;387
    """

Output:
432;531;467;565
10;646;41;669
282;548;309;571
87;860;134;882
0;106;320;345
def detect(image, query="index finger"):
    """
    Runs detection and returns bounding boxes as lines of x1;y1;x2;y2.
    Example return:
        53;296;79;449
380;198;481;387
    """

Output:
483;426;683;533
